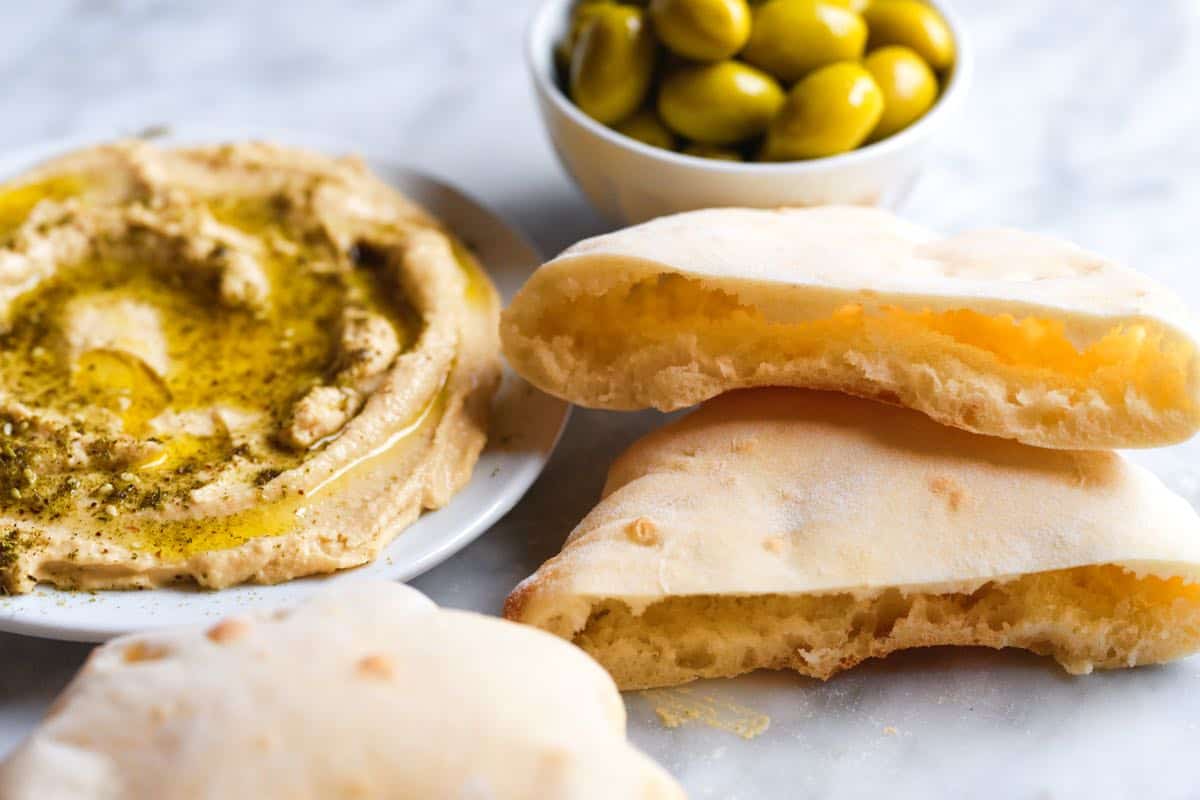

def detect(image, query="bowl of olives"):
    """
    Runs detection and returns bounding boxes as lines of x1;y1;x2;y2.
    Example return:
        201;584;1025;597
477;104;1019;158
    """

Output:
528;0;971;224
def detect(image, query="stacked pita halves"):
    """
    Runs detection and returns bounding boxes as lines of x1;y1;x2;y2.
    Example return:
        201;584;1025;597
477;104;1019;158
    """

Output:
501;206;1200;689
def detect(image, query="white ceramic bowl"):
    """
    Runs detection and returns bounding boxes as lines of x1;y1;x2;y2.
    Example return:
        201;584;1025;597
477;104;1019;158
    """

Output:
527;0;973;225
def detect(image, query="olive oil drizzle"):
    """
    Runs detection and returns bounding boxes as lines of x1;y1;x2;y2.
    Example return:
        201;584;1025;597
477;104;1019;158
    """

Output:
450;239;495;309
105;387;447;560
0;175;84;241
0;178;424;546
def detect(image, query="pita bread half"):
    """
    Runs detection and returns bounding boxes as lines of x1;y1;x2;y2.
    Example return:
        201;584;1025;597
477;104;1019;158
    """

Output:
0;583;684;800
504;389;1200;691
501;206;1200;449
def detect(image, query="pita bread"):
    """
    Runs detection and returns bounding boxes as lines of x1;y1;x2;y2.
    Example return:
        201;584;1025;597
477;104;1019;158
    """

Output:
0;582;684;800
501;206;1200;449
505;389;1200;690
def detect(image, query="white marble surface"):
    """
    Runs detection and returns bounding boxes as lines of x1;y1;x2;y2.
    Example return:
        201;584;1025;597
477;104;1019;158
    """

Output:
3;1;1200;798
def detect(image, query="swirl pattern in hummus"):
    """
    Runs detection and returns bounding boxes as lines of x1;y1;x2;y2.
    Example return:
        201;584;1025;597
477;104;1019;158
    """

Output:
0;140;500;593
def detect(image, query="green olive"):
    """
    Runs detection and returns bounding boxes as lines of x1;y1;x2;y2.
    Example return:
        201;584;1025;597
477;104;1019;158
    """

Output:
555;1;617;75
570;6;657;125
863;45;937;141
614;108;678;149
648;0;752;61
761;62;883;160
683;143;744;161
741;0;867;83
658;61;785;145
864;0;955;71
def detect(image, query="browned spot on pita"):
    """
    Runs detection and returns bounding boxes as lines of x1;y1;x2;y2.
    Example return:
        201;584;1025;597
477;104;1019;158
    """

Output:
123;641;169;663
928;476;965;511
253;733;277;752
206;618;252;644
341;779;373;798
625;517;661;546
538;746;572;781
762;536;787;555
357;653;395;681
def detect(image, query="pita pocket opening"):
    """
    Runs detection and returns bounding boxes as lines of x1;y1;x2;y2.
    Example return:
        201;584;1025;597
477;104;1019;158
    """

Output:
505;389;1200;691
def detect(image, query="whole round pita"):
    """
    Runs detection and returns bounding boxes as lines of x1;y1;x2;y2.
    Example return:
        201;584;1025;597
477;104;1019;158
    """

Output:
0;582;684;800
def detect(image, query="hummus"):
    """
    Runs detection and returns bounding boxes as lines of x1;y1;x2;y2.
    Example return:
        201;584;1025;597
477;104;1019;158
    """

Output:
0;140;500;593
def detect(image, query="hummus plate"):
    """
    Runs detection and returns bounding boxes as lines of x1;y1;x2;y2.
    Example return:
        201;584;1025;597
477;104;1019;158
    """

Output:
0;135;568;640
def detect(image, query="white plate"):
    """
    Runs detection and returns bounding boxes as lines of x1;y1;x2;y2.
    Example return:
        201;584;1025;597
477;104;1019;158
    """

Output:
0;133;569;642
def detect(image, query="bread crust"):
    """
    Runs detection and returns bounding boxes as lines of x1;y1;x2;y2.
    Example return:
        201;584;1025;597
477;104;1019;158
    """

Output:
505;389;1200;689
502;206;1200;449
0;583;686;799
